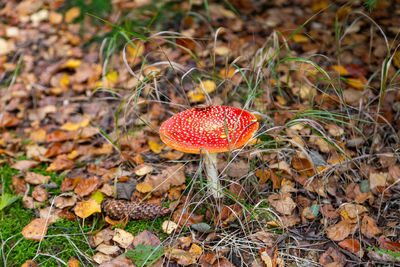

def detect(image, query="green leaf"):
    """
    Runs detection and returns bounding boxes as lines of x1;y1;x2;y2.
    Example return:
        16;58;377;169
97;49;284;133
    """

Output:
125;244;164;266
0;193;21;212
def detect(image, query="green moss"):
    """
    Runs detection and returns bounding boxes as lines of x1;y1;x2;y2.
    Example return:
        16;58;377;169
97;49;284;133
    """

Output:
123;217;168;241
0;201;94;266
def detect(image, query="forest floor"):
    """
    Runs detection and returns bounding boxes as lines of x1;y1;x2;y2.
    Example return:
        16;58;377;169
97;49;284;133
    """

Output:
0;0;400;266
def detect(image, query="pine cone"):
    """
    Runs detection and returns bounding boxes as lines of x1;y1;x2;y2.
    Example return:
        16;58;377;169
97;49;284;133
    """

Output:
101;199;170;220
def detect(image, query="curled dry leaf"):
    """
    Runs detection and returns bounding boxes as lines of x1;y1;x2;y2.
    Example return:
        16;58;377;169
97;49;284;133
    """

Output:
162;220;178;234
96;244;120;255
320;204;340;219
61;177;80;192
267;193;296;215
134;164;154;176
369;172;388;194
22;218;49;242
25;172;50;185
361;215;381;238
74;176;99;197
74;198;101;219
326;220;351;241
259;245;278;267
215;204;242;227
45;142;75;158
46;155;74;172
339;203;368;222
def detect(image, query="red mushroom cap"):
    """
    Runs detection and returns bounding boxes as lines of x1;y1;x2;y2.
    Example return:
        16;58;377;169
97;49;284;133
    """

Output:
159;106;259;154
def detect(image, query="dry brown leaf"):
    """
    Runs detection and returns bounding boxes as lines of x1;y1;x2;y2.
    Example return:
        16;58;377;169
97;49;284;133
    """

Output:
388;165;400;183
199;252;234;267
45;142;75;158
369;172;388;194
32;186;48;202
361;215;381;238
25;172;50;184
93;252;112;265
74;176;99;197
172;207;204;227
144;164;185;195
132;230;161;247
268;193;296;215
54;194;77;209
292;157;314;177
166;248;198;266
162;220;178;234
148;140;165;154
61;177;81;192
226;160;250;178
326;220;351;241
259;245;278;267
46;155;74;172
12;176;27;195
74;199;101;219
215;204;242;227
320;204;340;219
46;130;74;142
134;164;154;176
22;218;49;241
0;112;20;128
39;207;61;224
340;203;368;221
319;247;345;267
11;160;39;171
160;151;184;160
112;228;134;249
96;244;120;255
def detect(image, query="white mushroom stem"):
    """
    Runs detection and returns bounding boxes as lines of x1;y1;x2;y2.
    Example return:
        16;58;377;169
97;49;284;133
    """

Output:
204;153;222;198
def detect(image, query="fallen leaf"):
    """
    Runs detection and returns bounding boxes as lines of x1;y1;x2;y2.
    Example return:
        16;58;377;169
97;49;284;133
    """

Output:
134;164;154;176
346;76;368;90
369;172;388;194
25;172;50;184
132;230;161;247
11;160;39;171
320;204;340;219
32;186;48;202
96;244;120;255
199;252;234;267
46;130;74;142
148;140;165;154
319;247;345;266
160;150;184;160
144;164;185;195
21;260;38;267
61;177;81;192
172;207;204;227
45;142;75;158
112;228;134;249
292;157;314;177
67;258;80;267
0;112;20;128
74;199;101;219
54;194;77;209
46;155;74;172
215;204;242;227
61;117;89;132
22;218;49;241
91;228;115;247
268;193;296;215
74;176;99;197
12;176;27;195
65;7;80;23
340;203;368;221
338;238;361;254
136;182;154;194
361;215;381;238
326;220;351;241
259;245;278;267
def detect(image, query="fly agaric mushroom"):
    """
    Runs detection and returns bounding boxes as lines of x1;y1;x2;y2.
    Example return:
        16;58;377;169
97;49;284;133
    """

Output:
159;106;258;198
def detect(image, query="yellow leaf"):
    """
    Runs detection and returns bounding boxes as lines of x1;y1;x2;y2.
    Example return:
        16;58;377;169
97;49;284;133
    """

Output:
63;59;81;69
200;80;216;93
106;71;118;83
188;90;205;103
333;65;349;76
393;51;400;69
61;117;89;131
292;34;309;43
219;67;236;79
148;140;164;154
136;182;154;193
68;150;79;159
60;74;69;88
91;191;104;204
346;77;368;90
65;7;80;23
74;199;101;219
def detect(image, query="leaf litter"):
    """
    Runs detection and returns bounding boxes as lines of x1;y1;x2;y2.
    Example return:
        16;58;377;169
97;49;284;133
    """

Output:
1;0;400;266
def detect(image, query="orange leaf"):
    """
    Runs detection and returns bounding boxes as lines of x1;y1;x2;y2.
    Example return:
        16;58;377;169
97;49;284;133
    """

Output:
74;176;99;197
326;220;351;241
22;218;49;241
338;238;361;253
46;155;75;172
